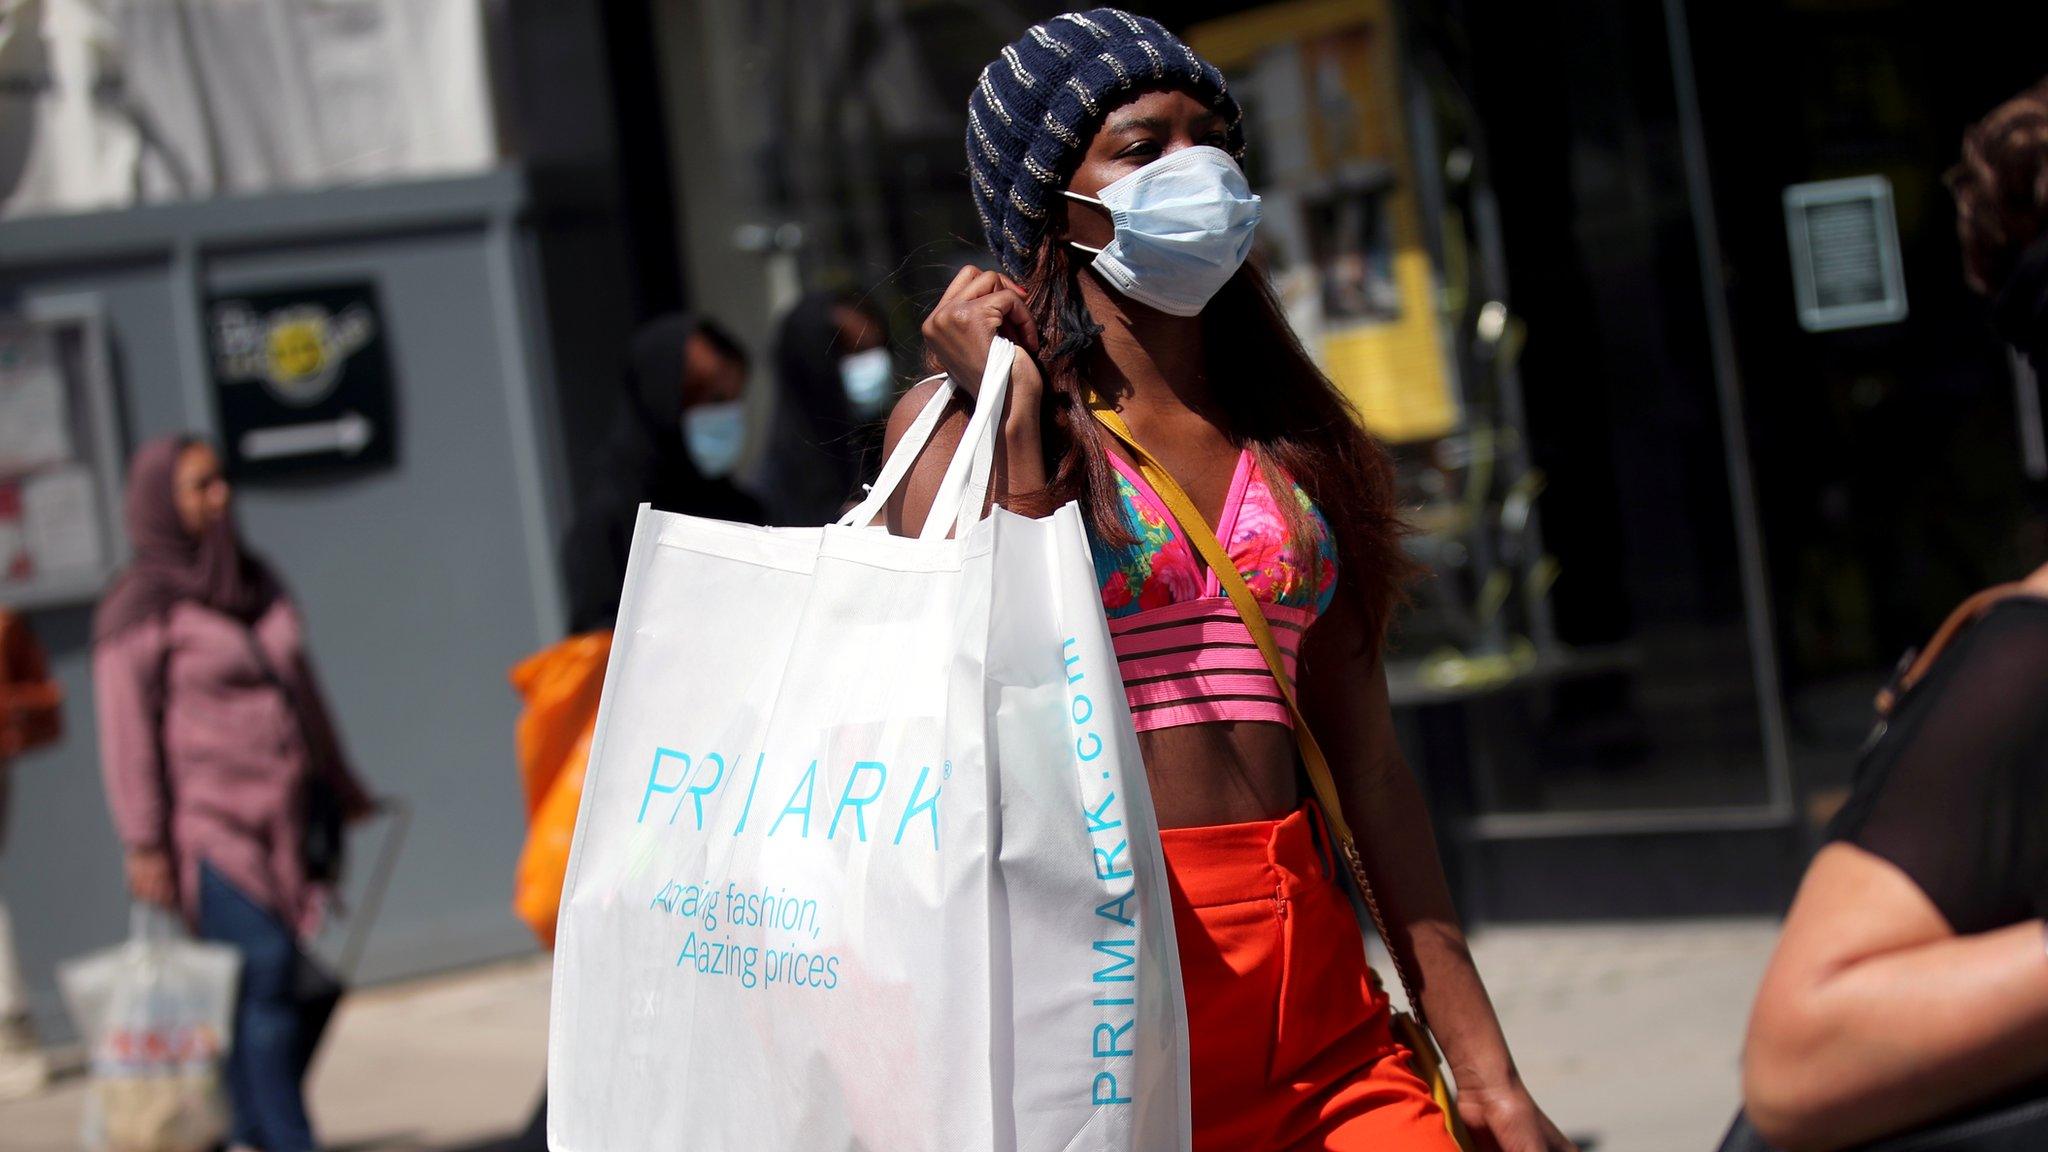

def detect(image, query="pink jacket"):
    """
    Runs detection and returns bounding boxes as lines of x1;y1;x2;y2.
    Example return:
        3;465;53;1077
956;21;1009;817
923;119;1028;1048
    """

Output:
93;596;370;937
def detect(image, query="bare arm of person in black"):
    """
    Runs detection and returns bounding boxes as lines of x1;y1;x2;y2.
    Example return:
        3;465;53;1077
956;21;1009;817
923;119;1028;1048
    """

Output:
1744;577;2048;1150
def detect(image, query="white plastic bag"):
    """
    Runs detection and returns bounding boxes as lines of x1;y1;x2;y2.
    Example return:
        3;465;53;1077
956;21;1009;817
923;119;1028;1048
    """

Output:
549;338;1191;1151
58;906;240;1152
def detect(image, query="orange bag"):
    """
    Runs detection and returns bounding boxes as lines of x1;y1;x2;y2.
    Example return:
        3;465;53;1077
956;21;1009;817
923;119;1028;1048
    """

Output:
0;608;62;760
509;630;612;949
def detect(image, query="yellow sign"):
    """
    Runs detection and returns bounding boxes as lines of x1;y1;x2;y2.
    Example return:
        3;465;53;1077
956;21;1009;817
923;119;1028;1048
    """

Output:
1191;0;1460;443
266;318;329;389
214;302;376;407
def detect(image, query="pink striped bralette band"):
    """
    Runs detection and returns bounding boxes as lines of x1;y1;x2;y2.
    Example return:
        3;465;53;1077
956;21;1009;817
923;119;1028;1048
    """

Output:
1107;596;1316;732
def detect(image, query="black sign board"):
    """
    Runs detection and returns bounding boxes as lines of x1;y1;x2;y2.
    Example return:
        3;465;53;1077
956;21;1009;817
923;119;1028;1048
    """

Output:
207;282;397;479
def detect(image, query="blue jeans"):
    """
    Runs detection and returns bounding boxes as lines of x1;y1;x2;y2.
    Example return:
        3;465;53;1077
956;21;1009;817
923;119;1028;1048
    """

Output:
197;864;338;1152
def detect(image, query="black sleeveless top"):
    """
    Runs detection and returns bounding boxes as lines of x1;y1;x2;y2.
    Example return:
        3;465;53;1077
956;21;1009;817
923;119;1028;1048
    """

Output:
1827;598;2048;934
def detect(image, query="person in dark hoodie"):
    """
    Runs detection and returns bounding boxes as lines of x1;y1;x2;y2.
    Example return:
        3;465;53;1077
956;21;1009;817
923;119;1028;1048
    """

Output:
753;291;894;525
513;317;761;955
503;313;764;1152
562;312;766;633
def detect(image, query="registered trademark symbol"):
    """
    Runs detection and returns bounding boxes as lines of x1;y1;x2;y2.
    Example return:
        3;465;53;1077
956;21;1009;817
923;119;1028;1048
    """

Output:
942;761;953;780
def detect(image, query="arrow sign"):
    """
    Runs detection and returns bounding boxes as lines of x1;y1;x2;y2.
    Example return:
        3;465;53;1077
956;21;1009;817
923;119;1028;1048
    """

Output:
240;411;374;462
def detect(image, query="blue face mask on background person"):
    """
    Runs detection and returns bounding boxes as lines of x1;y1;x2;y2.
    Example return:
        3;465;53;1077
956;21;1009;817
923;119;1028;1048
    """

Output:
682;401;747;477
839;347;894;417
1064;144;1262;317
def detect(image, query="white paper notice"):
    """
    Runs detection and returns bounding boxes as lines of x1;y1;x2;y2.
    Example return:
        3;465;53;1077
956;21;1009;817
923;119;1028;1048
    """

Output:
0;327;73;473
22;466;102;577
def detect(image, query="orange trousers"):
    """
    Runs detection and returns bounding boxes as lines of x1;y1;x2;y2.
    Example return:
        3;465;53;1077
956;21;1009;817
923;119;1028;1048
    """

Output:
1160;807;1459;1152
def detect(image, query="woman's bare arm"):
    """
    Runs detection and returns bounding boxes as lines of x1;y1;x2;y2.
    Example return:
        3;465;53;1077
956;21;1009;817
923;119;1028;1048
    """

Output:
877;375;1047;538
1299;597;1572;1150
1743;843;2048;1151
881;379;968;537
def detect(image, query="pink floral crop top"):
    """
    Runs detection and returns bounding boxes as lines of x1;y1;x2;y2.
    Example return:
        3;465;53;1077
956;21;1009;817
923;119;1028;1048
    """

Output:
1089;447;1339;733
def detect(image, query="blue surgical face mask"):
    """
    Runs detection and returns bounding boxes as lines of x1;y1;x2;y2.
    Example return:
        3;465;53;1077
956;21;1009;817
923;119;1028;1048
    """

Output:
682;401;747;478
1063;145;1262;317
838;346;894;417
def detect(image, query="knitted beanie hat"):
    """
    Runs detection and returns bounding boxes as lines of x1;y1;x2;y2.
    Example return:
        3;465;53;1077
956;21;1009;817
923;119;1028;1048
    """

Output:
968;9;1247;278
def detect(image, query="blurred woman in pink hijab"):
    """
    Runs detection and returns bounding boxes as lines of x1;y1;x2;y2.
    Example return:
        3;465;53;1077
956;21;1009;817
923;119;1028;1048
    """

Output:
93;435;376;1152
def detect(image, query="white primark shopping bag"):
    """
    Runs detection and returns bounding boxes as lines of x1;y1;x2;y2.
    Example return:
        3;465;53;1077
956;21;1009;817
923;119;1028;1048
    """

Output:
549;337;1190;1152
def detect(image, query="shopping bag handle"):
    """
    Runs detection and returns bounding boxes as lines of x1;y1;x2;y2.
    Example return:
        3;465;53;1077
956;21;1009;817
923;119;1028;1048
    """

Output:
921;337;1014;540
835;337;1017;539
334;797;412;984
128;902;179;948
836;372;950;530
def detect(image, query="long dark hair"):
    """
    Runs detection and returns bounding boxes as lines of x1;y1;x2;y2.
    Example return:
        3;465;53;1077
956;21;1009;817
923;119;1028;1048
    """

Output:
1014;238;1416;652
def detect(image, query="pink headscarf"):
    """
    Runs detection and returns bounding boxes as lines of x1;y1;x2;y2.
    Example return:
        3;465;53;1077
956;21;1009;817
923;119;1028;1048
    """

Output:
91;436;280;643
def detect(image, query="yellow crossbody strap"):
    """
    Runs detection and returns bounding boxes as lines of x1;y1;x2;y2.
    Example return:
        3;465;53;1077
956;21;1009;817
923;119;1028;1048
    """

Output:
1091;416;1351;829
1093;407;1473;1147
1091;407;1402;980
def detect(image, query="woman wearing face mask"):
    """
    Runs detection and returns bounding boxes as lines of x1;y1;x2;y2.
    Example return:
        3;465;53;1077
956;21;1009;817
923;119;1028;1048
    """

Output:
880;10;1570;1152
92;436;378;1152
755;291;896;525
562;312;766;634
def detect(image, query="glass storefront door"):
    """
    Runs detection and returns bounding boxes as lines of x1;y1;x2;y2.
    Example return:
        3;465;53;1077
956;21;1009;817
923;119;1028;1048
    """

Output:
650;0;1830;917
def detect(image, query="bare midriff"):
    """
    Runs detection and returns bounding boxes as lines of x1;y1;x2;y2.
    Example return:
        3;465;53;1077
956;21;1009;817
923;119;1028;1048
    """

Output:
1138;720;1302;829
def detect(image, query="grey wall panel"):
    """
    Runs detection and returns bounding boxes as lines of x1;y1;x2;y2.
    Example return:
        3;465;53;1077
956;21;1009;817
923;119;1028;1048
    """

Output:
206;234;551;985
11;262;193;437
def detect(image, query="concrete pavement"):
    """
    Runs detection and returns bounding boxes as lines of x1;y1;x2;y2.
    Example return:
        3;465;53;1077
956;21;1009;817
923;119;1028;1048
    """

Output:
0;919;1777;1151
0;959;551;1152
1469;919;1777;1151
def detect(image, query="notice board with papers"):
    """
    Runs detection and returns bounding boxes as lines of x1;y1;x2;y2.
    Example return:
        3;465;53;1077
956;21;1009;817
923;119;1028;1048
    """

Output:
1785;176;1909;333
0;297;127;610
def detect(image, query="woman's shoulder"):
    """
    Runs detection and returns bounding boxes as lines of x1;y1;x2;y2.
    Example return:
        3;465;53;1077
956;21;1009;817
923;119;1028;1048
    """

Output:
883;376;965;439
879;376;970;536
883;376;970;472
1947;591;2048;698
93;606;172;661
252;591;304;634
176;593;301;652
1834;584;2048;835
1858;590;2048;774
1813;583;2048;934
